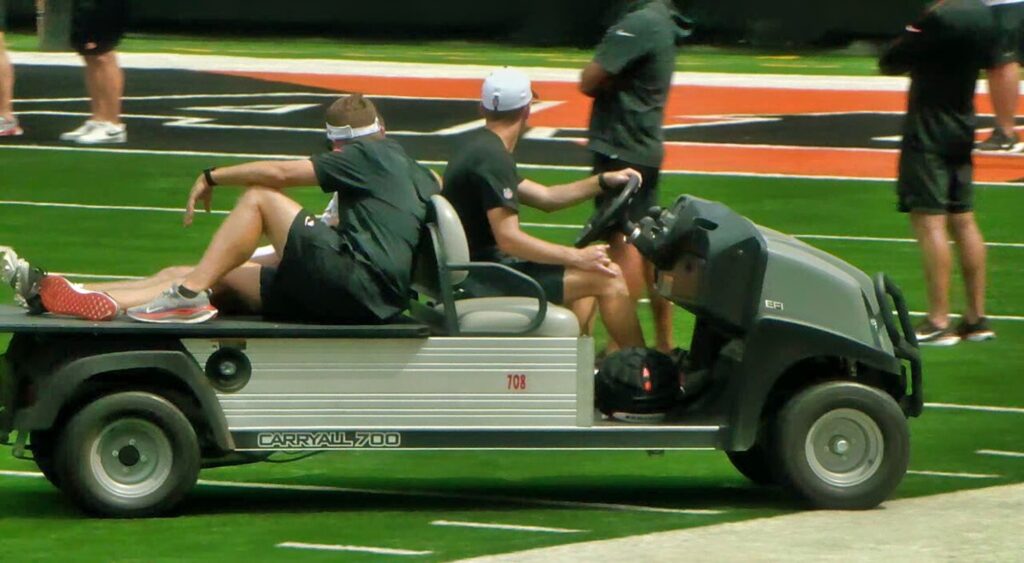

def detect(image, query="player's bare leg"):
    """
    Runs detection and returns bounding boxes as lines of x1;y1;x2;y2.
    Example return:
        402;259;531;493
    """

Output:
910;213;952;327
564;263;644;349
948;212;987;324
569;296;598;336
84;51;123;124
87;266;193;293
988;62;1020;139
609;233;673;352
181;187;300;294
0;32;21;135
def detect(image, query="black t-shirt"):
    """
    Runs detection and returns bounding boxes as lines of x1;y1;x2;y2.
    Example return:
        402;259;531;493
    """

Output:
587;0;688;168
442;130;521;261
879;0;996;156
311;138;439;317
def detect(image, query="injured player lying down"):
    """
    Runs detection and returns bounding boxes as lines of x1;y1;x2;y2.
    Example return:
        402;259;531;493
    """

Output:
0;94;440;324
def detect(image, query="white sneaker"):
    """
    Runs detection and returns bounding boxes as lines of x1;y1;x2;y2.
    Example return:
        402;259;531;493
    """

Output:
60;120;102;141
0;117;23;137
75;121;127;145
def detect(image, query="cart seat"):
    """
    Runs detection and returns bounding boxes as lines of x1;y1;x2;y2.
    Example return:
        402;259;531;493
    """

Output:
410;196;580;338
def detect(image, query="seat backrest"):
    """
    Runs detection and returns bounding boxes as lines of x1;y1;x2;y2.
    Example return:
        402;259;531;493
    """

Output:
429;195;470;285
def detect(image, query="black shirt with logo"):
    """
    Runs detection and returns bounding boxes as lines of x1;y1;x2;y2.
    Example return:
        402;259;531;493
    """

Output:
442;129;521;261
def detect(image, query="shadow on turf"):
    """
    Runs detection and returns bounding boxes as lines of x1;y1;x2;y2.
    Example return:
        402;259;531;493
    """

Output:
0;476;801;518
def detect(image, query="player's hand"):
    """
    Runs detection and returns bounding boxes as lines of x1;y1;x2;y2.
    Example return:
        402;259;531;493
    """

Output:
572;244;617;277
184;173;213;227
600;168;643;191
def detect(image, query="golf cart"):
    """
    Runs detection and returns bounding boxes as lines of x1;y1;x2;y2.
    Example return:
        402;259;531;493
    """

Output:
0;179;922;517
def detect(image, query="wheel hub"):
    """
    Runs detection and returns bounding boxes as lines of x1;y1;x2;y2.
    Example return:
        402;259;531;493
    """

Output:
805;408;884;487
91;418;173;498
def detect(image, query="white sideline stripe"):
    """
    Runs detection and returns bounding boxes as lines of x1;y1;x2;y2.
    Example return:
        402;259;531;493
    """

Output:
907;470;1001;480
431;520;583;533
977;449;1024;459
926;403;1024;415
0;469;721;514
3;144;1024;185
277;542;431;556
3;201;1024;253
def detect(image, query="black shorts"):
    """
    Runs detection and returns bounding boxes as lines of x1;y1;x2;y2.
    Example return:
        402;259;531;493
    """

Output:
592;153;662;227
992;2;1024;65
897;150;974;215
71;0;129;56
0;0;7;33
259;211;387;324
460;258;566;305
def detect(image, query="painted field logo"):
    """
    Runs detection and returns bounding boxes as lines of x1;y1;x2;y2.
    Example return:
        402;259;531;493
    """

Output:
256;431;402;449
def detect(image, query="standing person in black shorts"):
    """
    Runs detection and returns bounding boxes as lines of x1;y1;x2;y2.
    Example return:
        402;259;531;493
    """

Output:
443;68;646;349
60;0;129;144
978;0;1024;151
881;0;998;346
0;0;22;136
579;0;691;353
4;94;440;324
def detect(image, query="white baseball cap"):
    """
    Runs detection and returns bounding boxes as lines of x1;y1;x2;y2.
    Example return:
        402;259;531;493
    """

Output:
482;68;533;112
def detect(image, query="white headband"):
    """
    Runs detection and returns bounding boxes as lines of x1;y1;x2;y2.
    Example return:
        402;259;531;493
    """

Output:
325;117;382;141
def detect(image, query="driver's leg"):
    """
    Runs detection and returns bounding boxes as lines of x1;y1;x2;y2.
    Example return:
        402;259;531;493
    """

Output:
564;265;645;348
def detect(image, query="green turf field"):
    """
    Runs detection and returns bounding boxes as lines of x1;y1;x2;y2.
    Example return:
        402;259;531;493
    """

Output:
1;30;1023;561
1;144;1023;561
3;31;885;75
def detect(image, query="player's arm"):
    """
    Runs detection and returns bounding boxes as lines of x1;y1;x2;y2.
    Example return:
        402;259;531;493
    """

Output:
879;15;939;75
580;13;648;97
488;208;616;276
580;62;613;97
184;160;317;226
517;169;642;213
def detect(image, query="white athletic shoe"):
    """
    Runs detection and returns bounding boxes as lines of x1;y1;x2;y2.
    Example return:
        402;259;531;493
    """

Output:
75;121;127;145
0;117;23;137
59;120;102;141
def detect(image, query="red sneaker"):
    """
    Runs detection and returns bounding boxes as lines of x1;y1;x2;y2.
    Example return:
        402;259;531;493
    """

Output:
39;275;120;321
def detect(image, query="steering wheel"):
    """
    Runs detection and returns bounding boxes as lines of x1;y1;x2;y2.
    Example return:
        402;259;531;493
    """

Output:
574;175;641;248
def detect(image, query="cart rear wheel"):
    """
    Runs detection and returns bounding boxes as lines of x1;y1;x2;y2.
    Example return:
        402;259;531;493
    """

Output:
773;382;909;510
726;443;777;486
55;391;200;517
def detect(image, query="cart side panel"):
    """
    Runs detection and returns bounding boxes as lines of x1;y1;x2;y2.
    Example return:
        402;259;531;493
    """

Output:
183;337;582;429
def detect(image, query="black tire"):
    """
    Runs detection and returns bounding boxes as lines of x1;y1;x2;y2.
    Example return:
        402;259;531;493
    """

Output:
726;443;777;486
31;430;62;489
773;382;909;510
54;391;201;518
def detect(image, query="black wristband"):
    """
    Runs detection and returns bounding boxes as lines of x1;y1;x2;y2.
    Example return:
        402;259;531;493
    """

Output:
598;173;612;192
203;167;218;187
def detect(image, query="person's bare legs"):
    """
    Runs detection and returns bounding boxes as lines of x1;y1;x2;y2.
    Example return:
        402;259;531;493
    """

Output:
948;212;988;323
988;62;1020;138
182;187;301;293
0;33;14;121
910;212;952;327
87;266;192;293
83;51;123;123
609;233;673;352
569;297;598;336
564;263;645;348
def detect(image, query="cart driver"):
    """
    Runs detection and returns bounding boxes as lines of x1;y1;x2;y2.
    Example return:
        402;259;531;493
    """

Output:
442;68;646;349
2;94;441;325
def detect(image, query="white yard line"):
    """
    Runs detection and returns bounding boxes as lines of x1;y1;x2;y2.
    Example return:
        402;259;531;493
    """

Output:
431;520;583;534
907;470;1001;479
926;403;1024;415
277;542;431;556
977;449;1024;459
0;468;721;514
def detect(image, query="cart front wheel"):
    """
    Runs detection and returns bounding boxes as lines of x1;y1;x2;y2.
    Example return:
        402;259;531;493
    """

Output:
774;382;909;510
55;391;200;517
